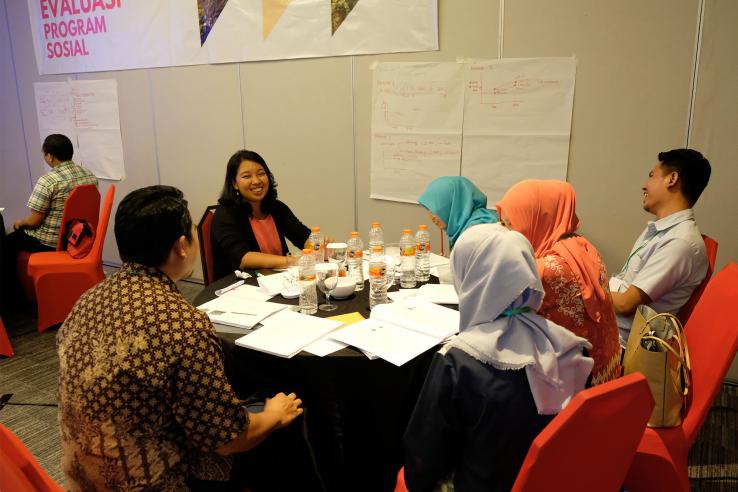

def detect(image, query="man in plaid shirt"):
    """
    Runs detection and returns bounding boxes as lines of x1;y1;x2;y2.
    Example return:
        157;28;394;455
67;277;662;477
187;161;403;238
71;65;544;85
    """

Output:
1;134;97;310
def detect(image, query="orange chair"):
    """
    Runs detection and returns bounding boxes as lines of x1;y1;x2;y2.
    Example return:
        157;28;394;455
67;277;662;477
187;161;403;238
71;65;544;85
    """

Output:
16;184;101;301
395;373;654;492
0;423;64;491
27;185;115;332
197;205;218;286
0;316;13;357
624;262;738;492
677;234;718;325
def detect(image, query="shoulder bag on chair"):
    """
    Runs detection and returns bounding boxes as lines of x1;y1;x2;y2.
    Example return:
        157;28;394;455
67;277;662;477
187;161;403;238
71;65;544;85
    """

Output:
62;219;95;259
623;305;691;427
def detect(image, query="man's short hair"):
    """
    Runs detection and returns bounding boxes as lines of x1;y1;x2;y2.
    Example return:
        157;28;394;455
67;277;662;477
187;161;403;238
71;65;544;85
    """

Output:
658;148;711;207
115;186;194;267
42;134;74;162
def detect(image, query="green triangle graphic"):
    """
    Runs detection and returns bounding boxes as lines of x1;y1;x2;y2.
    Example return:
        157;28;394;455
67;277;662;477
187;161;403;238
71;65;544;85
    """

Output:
331;0;360;35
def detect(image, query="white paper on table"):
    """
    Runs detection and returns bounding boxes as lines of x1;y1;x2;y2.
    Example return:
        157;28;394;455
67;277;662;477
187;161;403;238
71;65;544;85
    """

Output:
429;252;450;268
257;272;290;295
220;283;275;303
303;336;349;357
330;319;441;367
387;289;418;302
237;310;343;358
197;297;288;329
372;300;460;339
416;284;459;304
211;323;252;335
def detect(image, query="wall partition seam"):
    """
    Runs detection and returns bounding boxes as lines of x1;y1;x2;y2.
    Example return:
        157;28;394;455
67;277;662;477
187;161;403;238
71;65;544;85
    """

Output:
351;55;359;232
146;70;162;185
238;63;246;148
497;0;505;59
686;0;706;147
4;0;34;190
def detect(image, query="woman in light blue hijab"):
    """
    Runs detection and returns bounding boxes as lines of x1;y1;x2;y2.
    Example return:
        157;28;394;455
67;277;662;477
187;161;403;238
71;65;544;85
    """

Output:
417;176;498;250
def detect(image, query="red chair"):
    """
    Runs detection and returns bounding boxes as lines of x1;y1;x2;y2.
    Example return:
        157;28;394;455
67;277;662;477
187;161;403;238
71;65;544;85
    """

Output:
624;262;738;492
27;185;115;332
16;184;101;301
197;205;218;286
395;373;654;492
0;316;13;357
677;234;718;325
0;423;64;491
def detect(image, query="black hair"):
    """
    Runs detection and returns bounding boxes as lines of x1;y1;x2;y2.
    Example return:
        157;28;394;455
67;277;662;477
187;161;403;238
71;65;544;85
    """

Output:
115;185;194;267
42;134;74;161
658;148;711;207
217;150;278;215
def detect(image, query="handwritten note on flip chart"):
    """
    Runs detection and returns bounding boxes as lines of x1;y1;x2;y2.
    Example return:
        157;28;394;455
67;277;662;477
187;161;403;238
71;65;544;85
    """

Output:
35;79;125;180
370;57;576;204
370;62;465;203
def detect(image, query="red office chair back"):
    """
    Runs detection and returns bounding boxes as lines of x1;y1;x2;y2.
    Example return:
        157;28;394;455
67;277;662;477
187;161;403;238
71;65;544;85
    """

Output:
511;373;654;492
197;206;218;286
54;184;101;250
677;234;718;325
0;316;13;357
88;185;115;264
681;262;738;447
0;424;64;491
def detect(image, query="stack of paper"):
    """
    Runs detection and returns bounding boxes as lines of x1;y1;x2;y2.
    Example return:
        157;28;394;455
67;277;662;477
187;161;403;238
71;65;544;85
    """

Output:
235;309;343;358
197;296;288;330
330;299;460;366
387;284;459;305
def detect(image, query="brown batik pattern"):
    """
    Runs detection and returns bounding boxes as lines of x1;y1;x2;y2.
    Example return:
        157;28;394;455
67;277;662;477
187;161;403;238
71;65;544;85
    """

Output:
57;263;248;491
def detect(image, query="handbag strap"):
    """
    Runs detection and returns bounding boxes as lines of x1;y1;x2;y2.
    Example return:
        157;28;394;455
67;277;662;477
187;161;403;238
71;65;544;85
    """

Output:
643;312;691;394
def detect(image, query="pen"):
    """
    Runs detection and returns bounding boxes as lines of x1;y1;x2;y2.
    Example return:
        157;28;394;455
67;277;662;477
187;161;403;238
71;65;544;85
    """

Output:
215;280;244;296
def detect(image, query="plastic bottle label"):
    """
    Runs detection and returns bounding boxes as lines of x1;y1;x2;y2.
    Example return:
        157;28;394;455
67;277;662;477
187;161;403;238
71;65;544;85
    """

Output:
416;242;429;252
349;249;363;259
369;265;386;277
401;245;415;256
299;274;316;281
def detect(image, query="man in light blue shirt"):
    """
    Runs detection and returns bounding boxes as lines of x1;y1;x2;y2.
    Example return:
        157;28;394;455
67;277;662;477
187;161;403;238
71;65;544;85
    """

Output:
610;149;711;346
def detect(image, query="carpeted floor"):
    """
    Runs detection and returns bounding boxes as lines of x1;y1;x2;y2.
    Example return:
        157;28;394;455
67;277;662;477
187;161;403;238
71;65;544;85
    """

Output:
1;273;737;489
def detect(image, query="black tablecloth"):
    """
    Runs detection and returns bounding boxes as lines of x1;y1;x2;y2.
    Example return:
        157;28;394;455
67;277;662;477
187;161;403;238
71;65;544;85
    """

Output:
195;273;440;492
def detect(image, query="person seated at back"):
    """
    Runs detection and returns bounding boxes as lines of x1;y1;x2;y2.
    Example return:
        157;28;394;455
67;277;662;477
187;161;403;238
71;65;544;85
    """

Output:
211;150;311;277
57;186;304;490
1;133;97;310
403;223;593;492
417;176;498;252
610;149;711;346
8;133;98;252
496;179;621;385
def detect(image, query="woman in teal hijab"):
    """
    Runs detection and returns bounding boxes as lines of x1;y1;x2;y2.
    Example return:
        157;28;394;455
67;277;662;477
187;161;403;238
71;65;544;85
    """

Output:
418;176;498;249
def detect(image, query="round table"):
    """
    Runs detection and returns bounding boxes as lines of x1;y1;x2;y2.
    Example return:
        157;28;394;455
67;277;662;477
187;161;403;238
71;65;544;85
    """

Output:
196;272;440;492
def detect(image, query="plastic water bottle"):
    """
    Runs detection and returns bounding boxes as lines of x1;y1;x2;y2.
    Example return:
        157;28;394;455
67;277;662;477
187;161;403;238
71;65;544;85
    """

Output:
298;249;318;315
369;245;388;309
414;224;431;282
347;231;365;292
368;221;384;255
400;229;417;288
307;227;324;262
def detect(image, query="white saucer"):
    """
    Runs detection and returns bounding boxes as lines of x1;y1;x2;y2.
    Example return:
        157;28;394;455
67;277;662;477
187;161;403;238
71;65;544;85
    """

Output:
280;288;301;299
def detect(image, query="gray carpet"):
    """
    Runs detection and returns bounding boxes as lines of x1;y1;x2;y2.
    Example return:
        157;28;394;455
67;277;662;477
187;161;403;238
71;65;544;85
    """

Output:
1;273;737;489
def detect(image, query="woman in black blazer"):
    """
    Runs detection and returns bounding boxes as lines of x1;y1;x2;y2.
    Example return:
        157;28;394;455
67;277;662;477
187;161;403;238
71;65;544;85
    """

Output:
211;150;311;278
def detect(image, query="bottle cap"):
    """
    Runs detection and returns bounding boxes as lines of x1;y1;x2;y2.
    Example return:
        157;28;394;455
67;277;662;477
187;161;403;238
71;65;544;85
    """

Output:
403;229;412;234
311;227;321;233
351;231;359;237
302;248;312;255
418;224;427;230
371;221;380;227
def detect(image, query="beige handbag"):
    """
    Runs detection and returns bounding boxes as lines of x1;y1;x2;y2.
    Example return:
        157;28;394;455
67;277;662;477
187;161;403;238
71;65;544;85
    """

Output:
623;305;691;427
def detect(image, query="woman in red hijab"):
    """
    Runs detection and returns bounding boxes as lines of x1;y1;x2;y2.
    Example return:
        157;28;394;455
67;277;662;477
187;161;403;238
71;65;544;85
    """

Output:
496;180;620;385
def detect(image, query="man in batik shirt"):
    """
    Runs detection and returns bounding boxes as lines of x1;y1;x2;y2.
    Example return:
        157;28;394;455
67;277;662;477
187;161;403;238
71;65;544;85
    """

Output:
57;186;303;490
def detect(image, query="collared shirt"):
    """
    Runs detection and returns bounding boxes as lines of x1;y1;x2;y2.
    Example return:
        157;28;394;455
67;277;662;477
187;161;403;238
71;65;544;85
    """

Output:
26;160;98;248
611;209;707;345
57;263;248;491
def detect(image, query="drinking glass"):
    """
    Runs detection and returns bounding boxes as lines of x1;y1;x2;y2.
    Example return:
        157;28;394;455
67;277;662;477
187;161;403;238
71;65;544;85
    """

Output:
315;262;339;311
327;242;348;276
384;242;402;285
